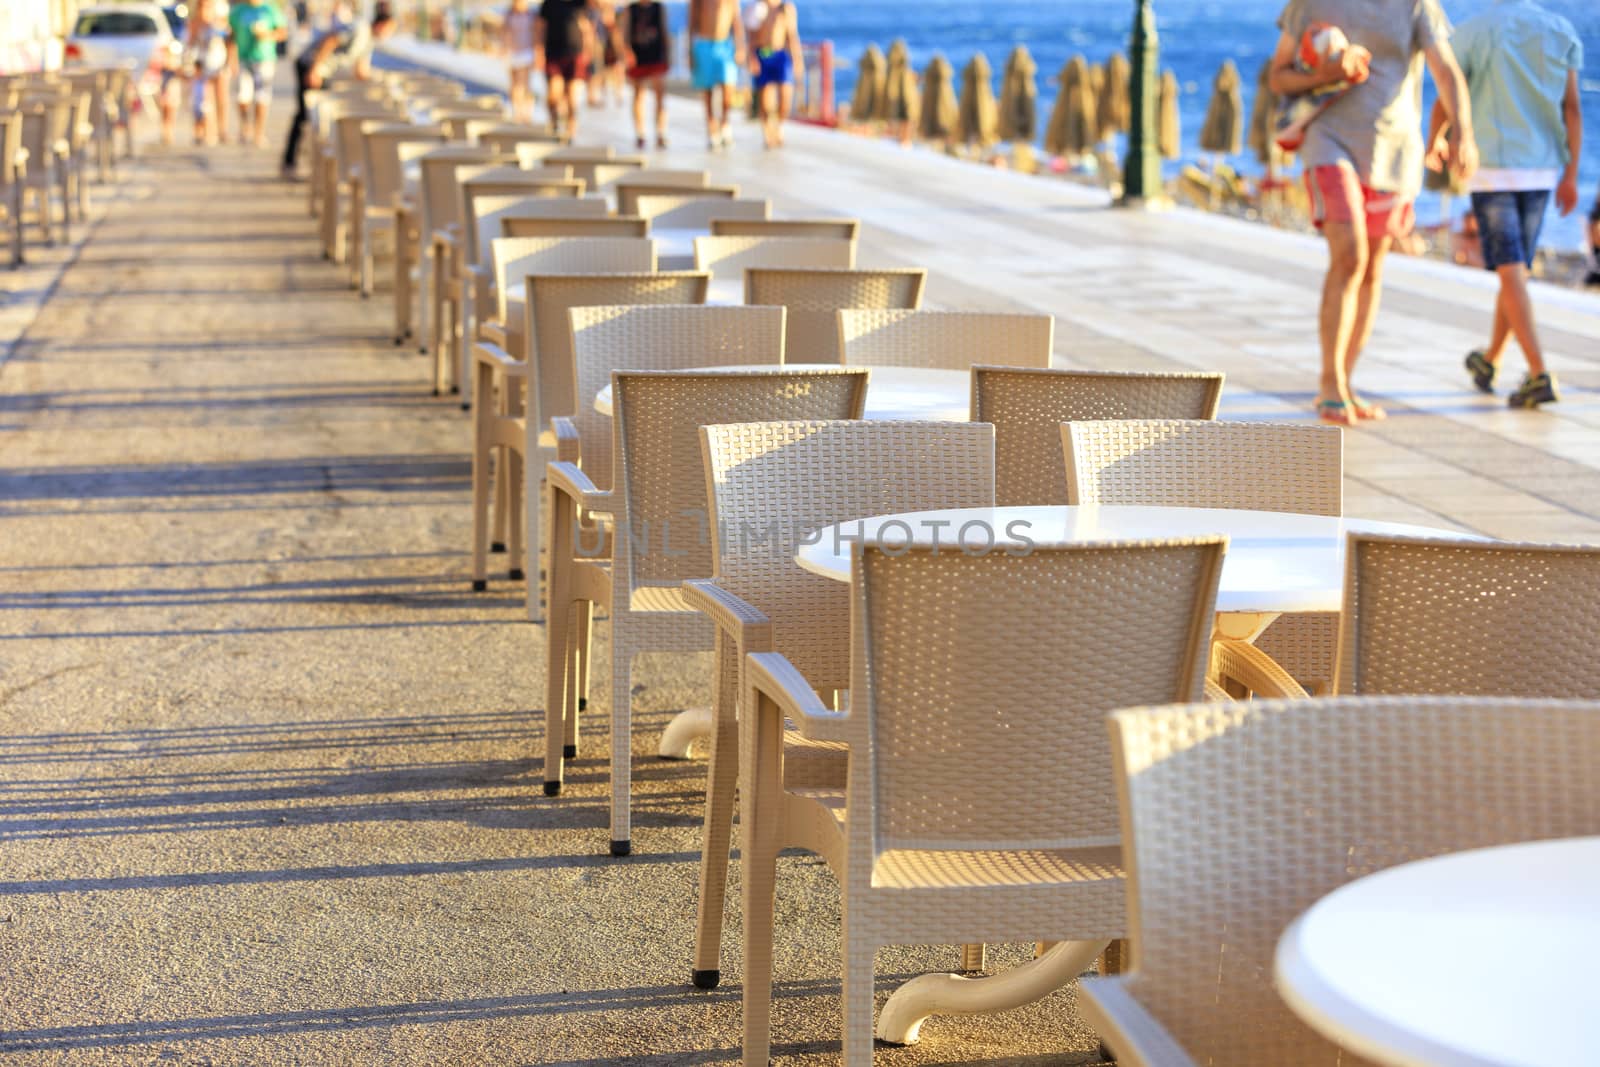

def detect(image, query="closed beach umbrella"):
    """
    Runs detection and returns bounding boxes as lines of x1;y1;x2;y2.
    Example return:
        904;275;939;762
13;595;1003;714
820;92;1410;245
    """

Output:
877;39;921;125
1158;69;1181;160
1044;55;1097;158
918;54;959;141
958;52;999;147
1199;59;1244;156
998;45;1038;144
1247;57;1277;164
851;44;886;124
1099;51;1131;140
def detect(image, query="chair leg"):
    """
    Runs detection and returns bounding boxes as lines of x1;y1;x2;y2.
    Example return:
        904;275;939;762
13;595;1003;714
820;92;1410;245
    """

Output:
492;434;511;553
469;363;495;592
457;275;475;406
609;649;633;857
567;599;590;758
393;211;411;343
75;156;88;218
417;249;431;357
523;444;548;621
741;688;786;1066
842;933;878;1067
56;161;70;244
543;479;576;796
692;639;740;989
506;446;525;583
430;245;449;392
348;181;364;289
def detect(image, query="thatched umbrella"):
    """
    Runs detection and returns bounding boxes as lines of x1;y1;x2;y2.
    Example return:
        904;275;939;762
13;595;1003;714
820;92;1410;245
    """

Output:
1199;59;1244;157
1246;58;1277;164
1044;55;1097;158
997;45;1037;143
918;54;959;141
1098;51;1131;142
851;44;886;124
958;52;999;147
877;39;921;127
1158;69;1181;160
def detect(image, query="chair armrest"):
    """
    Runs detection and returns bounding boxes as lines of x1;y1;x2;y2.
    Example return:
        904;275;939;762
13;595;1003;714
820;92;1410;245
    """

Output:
1077;976;1197;1067
551;416;581;465
683;579;773;655
478;319;507;349
745;651;846;743
1209;639;1309;701
472;339;526;377
547;461;615;516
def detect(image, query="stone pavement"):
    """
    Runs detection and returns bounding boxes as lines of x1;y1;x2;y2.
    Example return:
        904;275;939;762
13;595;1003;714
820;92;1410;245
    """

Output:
0;90;1103;1064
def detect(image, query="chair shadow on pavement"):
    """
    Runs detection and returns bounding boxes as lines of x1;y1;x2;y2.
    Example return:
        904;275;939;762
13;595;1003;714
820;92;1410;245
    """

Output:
0;454;470;503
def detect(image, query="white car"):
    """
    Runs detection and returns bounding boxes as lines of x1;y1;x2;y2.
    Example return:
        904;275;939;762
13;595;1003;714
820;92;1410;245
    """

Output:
64;3;182;79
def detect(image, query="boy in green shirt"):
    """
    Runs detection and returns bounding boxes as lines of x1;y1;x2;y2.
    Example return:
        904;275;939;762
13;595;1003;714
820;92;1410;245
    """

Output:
228;0;287;148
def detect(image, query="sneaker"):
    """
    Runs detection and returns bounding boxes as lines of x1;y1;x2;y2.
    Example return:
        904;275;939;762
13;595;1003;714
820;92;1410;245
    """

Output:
635;135;647;150
1464;349;1497;394
1508;372;1559;408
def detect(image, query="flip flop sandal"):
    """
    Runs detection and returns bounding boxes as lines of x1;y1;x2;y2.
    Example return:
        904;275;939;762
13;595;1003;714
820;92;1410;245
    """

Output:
1317;399;1358;426
1353;400;1387;421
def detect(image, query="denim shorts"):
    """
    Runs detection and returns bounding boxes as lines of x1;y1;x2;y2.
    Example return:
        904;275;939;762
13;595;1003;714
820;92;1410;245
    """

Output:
1470;189;1549;271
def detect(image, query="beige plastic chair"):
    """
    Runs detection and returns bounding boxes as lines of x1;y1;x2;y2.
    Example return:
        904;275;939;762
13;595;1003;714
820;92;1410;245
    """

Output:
473;126;562;155
569;158;647;194
1065;419;1343;696
325;108;402;263
693;236;856;283
1337;534;1600;697
746;267;928;365
381;129;455;344
503;215;647;239
1083;695;1600;1067
356;124;447;299
513;140;568;168
711;218;862;240
542;369;870;858
687;419;998;990
741;537;1225;1066
484;236;658;366
547;145;617;164
839;309;1052;371
971;367;1224;506
309;96;391;218
635;195;770;231
613;173;715;214
0;114;26;267
470;268;706;599
410;147;502;359
16;104;69;245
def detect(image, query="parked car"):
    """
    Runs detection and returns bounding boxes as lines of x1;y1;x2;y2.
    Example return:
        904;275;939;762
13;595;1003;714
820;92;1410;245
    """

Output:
64;3;181;76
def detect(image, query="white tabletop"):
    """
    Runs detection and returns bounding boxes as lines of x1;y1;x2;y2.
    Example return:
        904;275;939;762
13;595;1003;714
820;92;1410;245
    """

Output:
593;363;970;423
1276;836;1600;1067
794;505;1473;615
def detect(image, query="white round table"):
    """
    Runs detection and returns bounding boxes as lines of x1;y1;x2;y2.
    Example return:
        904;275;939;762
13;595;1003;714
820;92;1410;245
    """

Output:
593;363;970;423
1276;836;1600;1067
794;505;1472;617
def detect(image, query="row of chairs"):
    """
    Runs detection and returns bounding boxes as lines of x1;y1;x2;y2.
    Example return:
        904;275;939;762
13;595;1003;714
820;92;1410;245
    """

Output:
1;65;134;266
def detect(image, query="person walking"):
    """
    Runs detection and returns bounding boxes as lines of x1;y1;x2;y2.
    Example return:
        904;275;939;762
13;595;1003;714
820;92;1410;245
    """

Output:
228;0;288;148
749;0;802;149
1269;0;1477;426
537;0;598;139
689;0;746;150
1585;182;1600;289
620;0;671;150
503;0;539;122
281;6;395;179
185;0;231;145
1441;0;1583;409
586;1;624;108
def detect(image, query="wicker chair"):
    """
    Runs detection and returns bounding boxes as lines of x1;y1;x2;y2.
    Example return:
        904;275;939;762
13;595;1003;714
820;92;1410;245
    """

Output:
693;235;856;283
613;174;717;214
1337;535;1600;697
1065;419;1343;696
365;127;449;342
635;194;769;230
484;236;657;367
475;125;564;155
471;271;710;601
839;309;1052;371
710;218;862;240
326;109;401;263
1083;694;1600;1067
746;268;928;365
972;368;1223;506
512;140;567;167
546;145;617;164
355;124;446;299
503;215;648;239
16;103;72;245
688;420;997;991
569;158;647;194
543;370;870;858
0;114;25;267
741;538;1225;1066
413;146;501;360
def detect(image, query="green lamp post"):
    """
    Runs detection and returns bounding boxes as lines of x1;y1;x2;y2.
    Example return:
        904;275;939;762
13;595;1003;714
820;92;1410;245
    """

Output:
1119;0;1168;209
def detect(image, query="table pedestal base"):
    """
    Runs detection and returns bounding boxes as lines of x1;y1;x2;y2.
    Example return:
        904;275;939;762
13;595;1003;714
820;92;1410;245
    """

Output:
657;705;713;759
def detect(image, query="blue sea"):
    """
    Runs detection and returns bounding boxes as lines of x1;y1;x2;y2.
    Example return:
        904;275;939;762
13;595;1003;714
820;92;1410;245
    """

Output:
791;0;1600;251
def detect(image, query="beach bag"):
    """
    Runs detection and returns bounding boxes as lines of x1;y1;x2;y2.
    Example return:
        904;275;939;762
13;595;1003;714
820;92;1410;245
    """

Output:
1274;23;1362;153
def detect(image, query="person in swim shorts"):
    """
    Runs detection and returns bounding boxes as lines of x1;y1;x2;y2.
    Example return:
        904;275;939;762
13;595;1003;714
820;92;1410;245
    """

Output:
750;0;802;148
620;0;672;149
689;0;746;149
537;0;598;138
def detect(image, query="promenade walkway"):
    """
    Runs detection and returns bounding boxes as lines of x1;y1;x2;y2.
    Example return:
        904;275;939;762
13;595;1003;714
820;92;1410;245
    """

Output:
1;48;1598;1064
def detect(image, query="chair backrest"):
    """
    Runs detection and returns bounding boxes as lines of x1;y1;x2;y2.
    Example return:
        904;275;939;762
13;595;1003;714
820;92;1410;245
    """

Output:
612;370;870;593
1063;420;1342;516
972;368;1224;506
489;236;657;328
710;218;862;240
547;145;616;164
1104;694;1600;1066
526;272;711;436
701;421;997;692
693;236;856;282
570;304;784;490
1338;535;1600;698
362;125;447;210
514;140;567;167
418;147;501;240
839;309;1052;371
490;197;613;240
333;111;394;180
504;215;648;239
17;109;52;188
569;158;647;192
613;173;715;213
0;116;21;187
745;268;928;364
473;124;559;147
464;179;587;269
844;539;1222;880
635;195;770;229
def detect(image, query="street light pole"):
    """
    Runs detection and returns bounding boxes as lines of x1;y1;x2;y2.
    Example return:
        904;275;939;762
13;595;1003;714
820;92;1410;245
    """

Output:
1119;0;1168;209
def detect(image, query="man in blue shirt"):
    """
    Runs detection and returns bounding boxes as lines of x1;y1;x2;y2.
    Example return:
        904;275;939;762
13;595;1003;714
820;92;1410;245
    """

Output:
1434;0;1584;408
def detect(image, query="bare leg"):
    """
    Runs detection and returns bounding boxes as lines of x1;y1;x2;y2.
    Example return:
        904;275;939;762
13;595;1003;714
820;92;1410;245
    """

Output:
1344;233;1393;415
547;73;568;134
760;84;777;147
702;89;717;144
1492;262;1546;376
631;81;646;144
564;78;583;140
254;102;269;148
212;78;228;143
653;80;667;144
775;82;792;146
1315;218;1368;412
